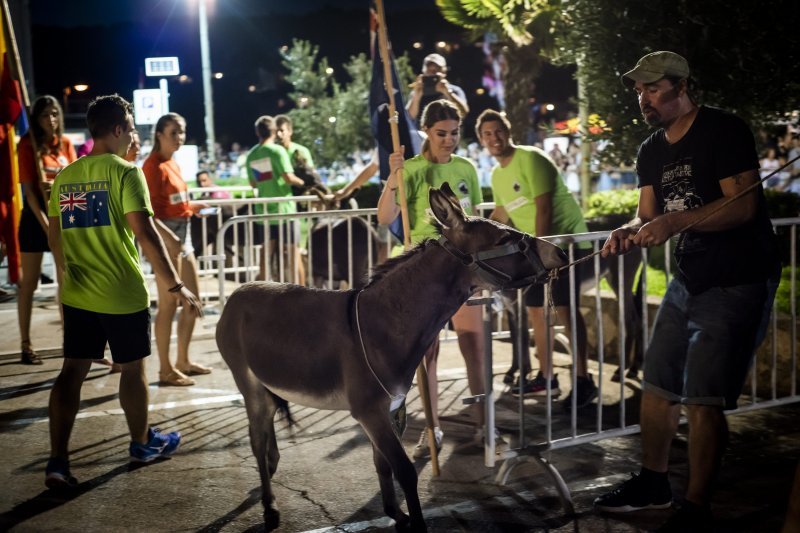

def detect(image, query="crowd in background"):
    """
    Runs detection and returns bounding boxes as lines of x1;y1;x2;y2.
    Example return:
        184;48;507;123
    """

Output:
116;117;800;201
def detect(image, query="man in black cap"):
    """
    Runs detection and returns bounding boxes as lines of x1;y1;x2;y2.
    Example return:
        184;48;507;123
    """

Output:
594;51;780;531
406;52;469;127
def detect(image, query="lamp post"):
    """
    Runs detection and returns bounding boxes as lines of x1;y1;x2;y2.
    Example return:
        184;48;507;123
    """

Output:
198;0;216;163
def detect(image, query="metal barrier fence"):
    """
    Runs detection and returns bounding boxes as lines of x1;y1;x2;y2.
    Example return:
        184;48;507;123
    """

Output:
3;180;793;508
8;187;796;504
190;200;797;416
529;218;799;452
491;219;798;509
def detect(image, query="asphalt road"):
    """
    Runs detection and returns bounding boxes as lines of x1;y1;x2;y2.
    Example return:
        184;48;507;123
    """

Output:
1;290;798;532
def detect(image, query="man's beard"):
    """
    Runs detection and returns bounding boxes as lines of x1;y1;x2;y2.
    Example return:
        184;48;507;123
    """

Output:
642;108;663;127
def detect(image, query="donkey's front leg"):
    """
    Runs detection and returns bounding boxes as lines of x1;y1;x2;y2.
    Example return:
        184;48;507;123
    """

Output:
358;411;426;532
372;443;409;527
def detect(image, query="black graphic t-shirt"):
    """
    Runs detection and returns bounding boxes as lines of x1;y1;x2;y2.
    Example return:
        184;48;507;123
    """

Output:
637;106;779;294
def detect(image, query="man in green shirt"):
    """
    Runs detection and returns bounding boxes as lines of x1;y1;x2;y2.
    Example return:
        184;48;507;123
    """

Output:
275;114;321;253
245;115;306;283
476;109;598;409
275;114;316;188
44;94;203;488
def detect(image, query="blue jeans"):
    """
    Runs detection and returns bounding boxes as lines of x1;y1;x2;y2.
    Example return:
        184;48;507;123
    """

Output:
643;277;776;410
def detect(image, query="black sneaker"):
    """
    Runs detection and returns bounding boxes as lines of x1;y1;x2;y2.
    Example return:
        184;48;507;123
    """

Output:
502;369;516;385
656;500;712;532
562;375;599;409
512;372;560;397
594;472;672;513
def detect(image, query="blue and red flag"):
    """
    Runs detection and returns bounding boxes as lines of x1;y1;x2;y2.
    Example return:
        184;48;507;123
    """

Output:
369;4;420;243
59;182;111;229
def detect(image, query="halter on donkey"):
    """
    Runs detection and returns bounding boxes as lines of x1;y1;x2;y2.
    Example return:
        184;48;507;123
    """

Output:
215;183;568;531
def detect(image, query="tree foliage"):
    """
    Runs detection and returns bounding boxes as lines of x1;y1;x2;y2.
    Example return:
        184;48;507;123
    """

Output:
436;0;548;142
438;0;800;164
551;0;800;163
280;39;415;168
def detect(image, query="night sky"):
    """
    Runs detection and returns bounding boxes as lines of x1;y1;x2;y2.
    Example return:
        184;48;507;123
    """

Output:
30;0;439;27
23;0;576;148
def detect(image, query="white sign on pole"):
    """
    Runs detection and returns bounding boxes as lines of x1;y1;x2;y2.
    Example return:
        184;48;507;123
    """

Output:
133;89;164;126
173;145;200;183
144;56;180;77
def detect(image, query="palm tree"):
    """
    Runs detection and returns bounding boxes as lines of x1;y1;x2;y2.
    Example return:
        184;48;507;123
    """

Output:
437;0;596;205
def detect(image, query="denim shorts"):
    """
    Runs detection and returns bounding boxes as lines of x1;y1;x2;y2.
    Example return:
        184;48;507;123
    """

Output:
643;277;775;410
161;217;194;256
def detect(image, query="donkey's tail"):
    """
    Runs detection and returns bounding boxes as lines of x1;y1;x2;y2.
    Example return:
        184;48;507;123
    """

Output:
269;390;295;427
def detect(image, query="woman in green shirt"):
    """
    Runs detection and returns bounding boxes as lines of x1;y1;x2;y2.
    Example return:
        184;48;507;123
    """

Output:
377;100;492;459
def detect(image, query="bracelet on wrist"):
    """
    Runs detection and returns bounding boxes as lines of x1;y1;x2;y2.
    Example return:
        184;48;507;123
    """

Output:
168;282;184;293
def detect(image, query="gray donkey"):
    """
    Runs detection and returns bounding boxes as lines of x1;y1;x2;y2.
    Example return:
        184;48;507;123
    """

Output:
215;183;568;531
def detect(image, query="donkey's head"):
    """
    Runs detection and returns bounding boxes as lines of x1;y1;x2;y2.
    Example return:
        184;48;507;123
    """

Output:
429;183;568;291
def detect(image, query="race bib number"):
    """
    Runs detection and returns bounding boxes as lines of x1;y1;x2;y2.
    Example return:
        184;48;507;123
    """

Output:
169;191;188;205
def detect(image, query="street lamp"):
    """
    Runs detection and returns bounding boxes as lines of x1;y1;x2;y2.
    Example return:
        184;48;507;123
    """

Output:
62;84;89;114
197;0;216;163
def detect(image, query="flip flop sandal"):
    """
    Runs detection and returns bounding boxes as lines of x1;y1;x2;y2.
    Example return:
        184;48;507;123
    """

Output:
158;370;195;386
21;343;43;365
177;362;212;376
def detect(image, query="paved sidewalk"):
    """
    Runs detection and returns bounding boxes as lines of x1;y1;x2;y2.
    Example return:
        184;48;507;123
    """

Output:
0;290;798;532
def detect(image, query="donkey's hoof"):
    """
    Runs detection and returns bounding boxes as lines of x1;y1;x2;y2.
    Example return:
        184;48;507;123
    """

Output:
263;507;280;531
391;511;410;529
409;517;427;532
393;514;426;532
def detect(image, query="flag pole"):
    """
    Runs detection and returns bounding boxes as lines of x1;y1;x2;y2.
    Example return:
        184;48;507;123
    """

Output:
374;0;410;247
374;0;440;476
1;0;29;107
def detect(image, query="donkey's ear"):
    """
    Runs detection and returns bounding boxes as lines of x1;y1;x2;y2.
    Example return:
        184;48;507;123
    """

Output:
429;185;466;229
438;182;461;206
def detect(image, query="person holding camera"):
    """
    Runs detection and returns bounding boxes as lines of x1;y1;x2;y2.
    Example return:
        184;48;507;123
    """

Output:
406;53;469;127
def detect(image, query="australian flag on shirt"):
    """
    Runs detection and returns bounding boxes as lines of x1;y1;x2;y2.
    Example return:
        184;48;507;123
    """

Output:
59;181;111;229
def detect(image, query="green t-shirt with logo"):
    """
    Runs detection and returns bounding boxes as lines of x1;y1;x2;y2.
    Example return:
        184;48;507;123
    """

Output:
396;154;483;245
245;142;295;224
47;154;153;314
491;146;589;249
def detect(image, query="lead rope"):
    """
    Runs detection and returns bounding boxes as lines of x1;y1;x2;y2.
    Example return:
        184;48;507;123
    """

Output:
548;153;800;279
355;291;405;404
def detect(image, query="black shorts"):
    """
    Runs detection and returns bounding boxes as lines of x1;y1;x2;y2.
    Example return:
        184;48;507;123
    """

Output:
63;304;151;363
19;203;50;253
524;248;591;307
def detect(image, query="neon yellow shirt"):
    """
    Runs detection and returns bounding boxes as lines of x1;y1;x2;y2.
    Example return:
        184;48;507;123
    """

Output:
47;154;153;314
491;146;589;249
395;154;483;246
